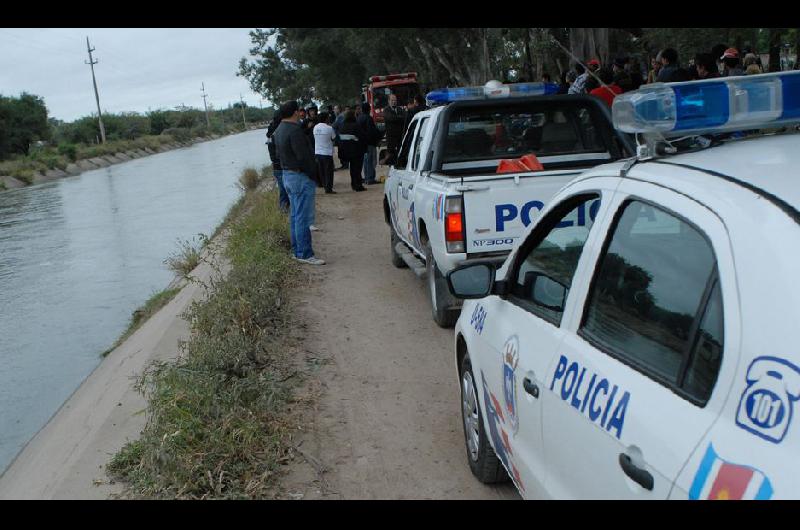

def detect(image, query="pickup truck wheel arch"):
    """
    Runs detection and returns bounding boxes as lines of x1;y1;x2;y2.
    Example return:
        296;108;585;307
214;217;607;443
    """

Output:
423;239;459;328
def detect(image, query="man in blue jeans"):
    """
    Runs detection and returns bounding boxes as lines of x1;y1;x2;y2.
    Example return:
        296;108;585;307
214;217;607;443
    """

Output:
273;100;325;265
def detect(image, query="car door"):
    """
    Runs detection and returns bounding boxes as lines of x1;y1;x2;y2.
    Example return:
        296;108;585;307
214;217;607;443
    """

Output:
473;184;615;498
541;177;738;499
390;119;418;245
403;116;430;250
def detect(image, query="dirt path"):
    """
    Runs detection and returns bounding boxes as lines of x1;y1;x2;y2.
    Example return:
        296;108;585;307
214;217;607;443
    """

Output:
282;167;519;500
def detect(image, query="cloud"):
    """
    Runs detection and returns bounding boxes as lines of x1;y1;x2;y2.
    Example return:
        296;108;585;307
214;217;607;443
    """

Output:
0;28;268;121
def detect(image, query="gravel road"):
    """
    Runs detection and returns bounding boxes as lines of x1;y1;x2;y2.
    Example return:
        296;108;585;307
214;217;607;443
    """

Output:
282;167;519;500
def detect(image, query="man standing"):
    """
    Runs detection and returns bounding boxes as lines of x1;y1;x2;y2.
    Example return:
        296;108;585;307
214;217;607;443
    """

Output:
357;102;381;185
381;94;406;165
273;100;325;265
569;60;599;94
720;48;744;77
402;94;427;136
314;111;337;194
333;105;350;170
656;49;681;82
266;113;289;213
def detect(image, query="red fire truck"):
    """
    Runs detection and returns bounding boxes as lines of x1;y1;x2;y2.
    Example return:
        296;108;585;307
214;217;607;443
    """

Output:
361;72;421;132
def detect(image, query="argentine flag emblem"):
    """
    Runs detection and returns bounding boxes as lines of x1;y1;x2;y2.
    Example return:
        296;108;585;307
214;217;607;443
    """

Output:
689;444;773;500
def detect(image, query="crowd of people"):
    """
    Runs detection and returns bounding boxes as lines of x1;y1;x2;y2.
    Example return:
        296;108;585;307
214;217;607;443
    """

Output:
265;42;788;266
265;90;428;266
554;44;776;108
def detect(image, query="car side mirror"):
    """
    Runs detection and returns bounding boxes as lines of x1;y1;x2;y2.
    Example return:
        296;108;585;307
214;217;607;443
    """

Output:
447;263;495;299
524;271;567;312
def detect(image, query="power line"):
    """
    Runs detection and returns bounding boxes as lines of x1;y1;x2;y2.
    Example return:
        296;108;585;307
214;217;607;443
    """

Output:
85;36;106;144
201;82;211;128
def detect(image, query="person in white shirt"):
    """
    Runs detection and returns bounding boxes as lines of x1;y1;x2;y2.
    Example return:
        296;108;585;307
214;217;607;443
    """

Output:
314;112;338;194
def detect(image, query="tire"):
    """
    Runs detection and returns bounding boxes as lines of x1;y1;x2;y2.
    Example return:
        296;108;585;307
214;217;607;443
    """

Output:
461;353;510;484
390;225;408;268
423;240;459;328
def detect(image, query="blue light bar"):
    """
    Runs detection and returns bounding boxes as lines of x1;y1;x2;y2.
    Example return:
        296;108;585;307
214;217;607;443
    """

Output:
612;71;800;136
426;81;559;105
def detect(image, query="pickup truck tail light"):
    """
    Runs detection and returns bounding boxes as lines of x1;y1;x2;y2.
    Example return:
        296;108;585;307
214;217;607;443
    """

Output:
445;196;465;253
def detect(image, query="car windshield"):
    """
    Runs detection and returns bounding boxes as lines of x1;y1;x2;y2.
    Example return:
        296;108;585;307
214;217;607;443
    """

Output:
443;100;609;164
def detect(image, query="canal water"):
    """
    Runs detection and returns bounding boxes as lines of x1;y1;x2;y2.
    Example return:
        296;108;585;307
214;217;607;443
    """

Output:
0;129;269;472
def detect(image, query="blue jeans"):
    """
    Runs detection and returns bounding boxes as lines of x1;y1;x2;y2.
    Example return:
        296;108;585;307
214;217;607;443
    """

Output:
282;170;316;259
274;169;290;213
363;145;377;183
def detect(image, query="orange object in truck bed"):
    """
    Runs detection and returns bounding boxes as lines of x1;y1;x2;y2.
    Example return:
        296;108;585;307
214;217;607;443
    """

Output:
496;153;544;174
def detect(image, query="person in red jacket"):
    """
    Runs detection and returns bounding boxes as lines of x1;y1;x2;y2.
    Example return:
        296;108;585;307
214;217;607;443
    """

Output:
589;67;623;108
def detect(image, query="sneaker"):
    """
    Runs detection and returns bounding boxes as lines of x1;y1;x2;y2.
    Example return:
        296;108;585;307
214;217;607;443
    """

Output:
354;187;366;192
325;190;337;194
310;225;321;232
295;256;326;265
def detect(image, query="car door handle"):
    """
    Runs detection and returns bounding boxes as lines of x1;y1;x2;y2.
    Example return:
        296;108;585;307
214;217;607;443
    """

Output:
522;377;539;398
618;453;654;491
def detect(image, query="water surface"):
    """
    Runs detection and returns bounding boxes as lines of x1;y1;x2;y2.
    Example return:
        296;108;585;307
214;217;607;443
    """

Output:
0;129;269;472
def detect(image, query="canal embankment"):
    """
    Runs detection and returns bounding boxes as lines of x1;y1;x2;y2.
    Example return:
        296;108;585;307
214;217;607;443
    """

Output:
0;174;302;499
0;126;264;191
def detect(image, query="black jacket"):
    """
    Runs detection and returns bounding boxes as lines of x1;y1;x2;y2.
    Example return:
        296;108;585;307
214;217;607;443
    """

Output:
402;105;427;135
337;121;366;160
356;113;382;147
273;120;316;177
266;116;282;171
383;105;406;148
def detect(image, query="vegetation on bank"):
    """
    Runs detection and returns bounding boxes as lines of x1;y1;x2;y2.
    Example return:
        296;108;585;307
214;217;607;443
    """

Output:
102;287;182;358
0;91;274;187
107;182;302;499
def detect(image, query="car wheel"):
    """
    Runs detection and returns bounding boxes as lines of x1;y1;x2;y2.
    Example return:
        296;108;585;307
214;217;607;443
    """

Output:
424;240;459;328
461;353;510;484
390;225;408;268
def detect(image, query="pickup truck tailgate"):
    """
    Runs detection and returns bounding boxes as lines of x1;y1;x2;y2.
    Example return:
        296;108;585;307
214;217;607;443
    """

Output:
462;171;580;255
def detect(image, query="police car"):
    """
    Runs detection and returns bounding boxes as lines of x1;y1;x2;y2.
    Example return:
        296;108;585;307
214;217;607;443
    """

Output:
447;70;800;499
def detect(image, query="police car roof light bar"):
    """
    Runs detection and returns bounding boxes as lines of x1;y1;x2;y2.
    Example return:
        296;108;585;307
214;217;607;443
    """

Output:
426;81;560;106
612;70;800;136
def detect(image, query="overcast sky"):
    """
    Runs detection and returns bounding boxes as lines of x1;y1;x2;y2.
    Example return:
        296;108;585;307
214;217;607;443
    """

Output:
0;28;269;122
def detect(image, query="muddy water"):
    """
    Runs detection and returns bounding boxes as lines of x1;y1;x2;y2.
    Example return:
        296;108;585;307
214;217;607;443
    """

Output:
0;129;269;472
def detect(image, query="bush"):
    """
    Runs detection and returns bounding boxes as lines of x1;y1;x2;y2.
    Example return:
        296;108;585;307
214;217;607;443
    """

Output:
161;128;191;143
239;167;260;191
164;236;205;277
57;143;77;161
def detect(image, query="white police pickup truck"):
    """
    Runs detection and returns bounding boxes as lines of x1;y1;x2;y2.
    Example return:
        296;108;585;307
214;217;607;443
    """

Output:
448;70;800;499
383;81;633;327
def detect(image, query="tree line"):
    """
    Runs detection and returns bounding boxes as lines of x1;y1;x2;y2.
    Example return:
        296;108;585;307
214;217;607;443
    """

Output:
238;28;799;106
0;94;274;161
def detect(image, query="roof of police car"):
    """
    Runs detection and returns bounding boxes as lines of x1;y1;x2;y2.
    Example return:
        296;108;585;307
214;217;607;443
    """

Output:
633;133;800;222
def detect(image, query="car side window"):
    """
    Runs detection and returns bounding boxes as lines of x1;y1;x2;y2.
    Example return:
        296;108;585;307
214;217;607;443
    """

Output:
580;200;723;404
396;120;417;168
510;194;600;326
411;118;429;171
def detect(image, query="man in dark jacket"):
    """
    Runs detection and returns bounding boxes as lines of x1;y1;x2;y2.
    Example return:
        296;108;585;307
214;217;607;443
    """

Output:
357;102;382;184
402;94;427;135
266;113;289;212
333;105;351;170
381;94;406;165
273;100;324;265
337;110;367;191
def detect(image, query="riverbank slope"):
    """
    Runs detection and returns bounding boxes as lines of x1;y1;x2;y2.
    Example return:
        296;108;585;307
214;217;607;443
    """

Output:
0;227;229;499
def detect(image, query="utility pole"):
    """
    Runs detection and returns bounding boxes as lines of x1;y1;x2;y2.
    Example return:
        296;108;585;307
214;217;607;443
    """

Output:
239;94;247;129
85;36;106;144
201;82;211;128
